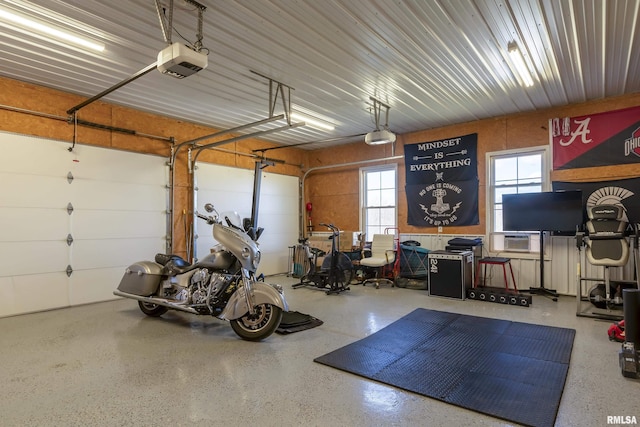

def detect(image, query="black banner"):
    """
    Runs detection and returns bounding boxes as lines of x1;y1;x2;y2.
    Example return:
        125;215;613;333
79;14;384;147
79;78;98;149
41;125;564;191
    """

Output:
552;177;640;224
405;133;478;184
406;179;479;227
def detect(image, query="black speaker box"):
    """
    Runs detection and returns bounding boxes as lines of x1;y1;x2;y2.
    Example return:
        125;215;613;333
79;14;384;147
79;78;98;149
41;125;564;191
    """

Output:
466;288;531;308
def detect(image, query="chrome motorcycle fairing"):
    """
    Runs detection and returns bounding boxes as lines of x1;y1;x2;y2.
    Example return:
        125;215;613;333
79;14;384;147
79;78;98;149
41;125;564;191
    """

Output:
213;224;260;271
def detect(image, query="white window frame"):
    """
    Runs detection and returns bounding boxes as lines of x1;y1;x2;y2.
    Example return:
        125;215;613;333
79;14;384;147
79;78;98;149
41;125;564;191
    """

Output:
360;164;398;240
486;145;550;256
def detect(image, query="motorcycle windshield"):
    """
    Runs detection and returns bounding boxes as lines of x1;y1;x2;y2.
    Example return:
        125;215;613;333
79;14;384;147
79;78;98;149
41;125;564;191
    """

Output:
219;211;244;229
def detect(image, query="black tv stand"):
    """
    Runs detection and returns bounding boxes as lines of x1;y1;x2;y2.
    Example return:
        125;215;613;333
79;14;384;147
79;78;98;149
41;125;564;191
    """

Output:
528;231;559;302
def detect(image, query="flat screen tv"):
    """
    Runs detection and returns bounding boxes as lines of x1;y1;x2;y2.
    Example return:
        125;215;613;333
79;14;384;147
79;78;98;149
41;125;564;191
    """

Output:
502;191;584;233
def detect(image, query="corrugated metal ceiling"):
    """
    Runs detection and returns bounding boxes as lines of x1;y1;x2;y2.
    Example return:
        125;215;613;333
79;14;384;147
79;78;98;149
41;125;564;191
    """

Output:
0;0;639;150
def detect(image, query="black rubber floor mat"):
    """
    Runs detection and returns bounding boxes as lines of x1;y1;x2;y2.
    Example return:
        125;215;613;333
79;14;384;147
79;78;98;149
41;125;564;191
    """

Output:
276;311;323;334
314;308;575;427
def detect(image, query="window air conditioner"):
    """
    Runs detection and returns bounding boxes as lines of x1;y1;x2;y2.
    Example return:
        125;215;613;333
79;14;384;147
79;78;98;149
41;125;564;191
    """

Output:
504;234;531;252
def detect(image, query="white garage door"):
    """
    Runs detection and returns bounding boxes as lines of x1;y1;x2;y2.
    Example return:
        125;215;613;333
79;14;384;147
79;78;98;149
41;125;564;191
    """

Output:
0;132;168;317
194;162;299;276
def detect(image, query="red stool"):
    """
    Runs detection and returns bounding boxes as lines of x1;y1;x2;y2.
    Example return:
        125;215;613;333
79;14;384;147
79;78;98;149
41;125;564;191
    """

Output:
474;257;518;293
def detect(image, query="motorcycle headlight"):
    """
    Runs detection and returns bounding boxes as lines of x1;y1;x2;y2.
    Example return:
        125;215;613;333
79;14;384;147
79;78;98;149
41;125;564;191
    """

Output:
241;247;250;259
253;251;261;269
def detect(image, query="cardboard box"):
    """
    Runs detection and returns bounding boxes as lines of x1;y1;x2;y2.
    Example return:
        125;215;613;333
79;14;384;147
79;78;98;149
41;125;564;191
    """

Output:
308;231;361;267
309;231;358;252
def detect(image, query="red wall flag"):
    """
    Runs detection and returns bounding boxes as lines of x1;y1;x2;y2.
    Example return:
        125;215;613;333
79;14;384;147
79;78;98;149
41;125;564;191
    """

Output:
551;105;640;170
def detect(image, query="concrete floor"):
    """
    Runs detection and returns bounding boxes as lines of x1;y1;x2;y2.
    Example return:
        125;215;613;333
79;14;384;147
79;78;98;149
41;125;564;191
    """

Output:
0;276;638;427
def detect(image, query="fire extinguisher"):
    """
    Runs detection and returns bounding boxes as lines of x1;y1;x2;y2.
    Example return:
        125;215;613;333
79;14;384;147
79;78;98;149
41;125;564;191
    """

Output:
306;202;313;229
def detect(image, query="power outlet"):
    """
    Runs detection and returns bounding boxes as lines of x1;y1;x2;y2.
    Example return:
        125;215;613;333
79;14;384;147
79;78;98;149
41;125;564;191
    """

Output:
438;226;443;233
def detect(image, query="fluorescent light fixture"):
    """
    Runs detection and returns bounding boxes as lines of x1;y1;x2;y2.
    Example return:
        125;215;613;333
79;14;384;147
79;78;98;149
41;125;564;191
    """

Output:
0;7;105;52
290;112;335;131
508;41;533;87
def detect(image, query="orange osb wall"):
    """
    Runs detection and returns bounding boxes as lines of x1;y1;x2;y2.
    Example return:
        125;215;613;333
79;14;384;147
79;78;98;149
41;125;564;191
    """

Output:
304;141;397;235
0;76;307;258
306;93;640;237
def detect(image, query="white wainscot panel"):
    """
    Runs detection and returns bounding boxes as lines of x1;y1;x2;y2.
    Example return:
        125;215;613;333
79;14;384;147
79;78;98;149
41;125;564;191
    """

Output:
72;210;166;240
7;272;70;316
0;241;68;277
71;238;165;270
69;267;123;306
0;208;68;242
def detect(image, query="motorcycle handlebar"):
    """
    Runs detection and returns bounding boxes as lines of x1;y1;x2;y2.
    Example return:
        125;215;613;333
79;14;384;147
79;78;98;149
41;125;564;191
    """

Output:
196;212;215;225
319;223;340;233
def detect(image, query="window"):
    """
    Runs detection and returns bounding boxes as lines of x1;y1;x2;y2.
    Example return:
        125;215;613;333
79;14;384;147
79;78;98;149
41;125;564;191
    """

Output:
361;166;397;239
487;146;549;251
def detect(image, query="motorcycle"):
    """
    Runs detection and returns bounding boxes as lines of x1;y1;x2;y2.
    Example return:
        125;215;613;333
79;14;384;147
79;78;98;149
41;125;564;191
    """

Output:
113;203;288;341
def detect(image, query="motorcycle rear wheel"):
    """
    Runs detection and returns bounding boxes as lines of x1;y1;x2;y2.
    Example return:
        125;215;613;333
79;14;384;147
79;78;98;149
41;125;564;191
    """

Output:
138;301;168;317
230;304;283;341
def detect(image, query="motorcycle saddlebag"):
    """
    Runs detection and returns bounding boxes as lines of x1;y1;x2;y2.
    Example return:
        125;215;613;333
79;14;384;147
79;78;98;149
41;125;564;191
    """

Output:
117;261;163;296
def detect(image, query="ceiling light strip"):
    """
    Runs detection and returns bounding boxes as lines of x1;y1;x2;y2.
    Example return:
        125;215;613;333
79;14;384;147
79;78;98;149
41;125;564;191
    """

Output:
508;42;534;87
290;112;334;131
0;7;105;52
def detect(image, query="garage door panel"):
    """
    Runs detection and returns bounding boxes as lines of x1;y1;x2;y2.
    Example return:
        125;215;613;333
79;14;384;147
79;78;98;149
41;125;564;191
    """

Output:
69;267;123;305
72;238;165;270
0;173;70;208
195;163;298;275
70;180;166;211
196;165;253;192
257;253;288;277
258;213;298;234
260;172;298;194
259;195;298;214
71;145;166;185
196;189;252;217
7;272;70;316
1;132;168;315
0;134;71;176
0;277;19;317
0;241;68;277
72;211;165;239
0;208;68;241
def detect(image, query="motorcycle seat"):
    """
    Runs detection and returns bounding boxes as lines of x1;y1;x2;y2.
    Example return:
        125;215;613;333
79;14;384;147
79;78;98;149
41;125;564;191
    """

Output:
155;253;191;268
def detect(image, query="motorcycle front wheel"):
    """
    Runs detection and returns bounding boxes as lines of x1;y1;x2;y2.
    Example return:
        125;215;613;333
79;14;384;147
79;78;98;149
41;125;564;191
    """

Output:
230;304;283;341
138;300;168;317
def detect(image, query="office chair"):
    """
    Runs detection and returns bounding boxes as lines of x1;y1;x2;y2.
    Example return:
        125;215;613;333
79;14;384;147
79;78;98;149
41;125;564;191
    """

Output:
360;234;397;288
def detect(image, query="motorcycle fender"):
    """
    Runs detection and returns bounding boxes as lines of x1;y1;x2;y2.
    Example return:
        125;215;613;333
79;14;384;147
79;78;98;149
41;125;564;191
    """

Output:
219;282;289;320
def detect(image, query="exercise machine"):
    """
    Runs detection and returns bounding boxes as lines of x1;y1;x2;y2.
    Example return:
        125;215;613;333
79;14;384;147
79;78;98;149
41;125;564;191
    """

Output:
576;205;639;320
292;223;353;295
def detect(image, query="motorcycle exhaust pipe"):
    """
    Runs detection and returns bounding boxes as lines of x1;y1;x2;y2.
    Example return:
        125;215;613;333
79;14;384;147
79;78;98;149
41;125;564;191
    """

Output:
113;290;199;315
